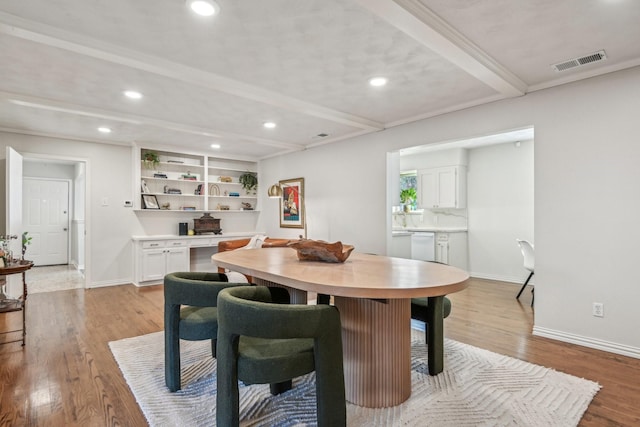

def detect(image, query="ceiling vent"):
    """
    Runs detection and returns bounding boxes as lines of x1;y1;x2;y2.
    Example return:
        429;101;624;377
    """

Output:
552;50;607;72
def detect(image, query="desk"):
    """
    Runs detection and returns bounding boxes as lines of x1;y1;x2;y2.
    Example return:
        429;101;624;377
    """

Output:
213;248;469;408
0;260;34;346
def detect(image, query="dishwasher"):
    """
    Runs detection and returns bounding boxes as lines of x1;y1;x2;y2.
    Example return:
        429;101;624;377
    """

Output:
410;232;435;261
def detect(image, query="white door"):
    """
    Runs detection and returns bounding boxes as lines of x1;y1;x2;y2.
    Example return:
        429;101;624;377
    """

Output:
5;147;23;296
23;179;70;266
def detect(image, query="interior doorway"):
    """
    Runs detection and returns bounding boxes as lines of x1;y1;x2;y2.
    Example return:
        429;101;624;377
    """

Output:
22;156;87;289
387;127;534;285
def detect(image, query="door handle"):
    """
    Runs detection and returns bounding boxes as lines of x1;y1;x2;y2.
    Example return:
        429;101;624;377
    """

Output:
63;228;68;231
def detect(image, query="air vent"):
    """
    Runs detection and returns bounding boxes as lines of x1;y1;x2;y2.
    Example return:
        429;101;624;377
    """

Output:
552;50;607;72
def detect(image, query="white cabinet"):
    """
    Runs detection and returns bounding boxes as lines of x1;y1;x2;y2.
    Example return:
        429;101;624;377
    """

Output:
139;240;189;283
435;232;468;270
419;166;466;209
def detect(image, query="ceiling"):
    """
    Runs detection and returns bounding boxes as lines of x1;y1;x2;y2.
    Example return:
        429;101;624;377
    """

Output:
1;0;639;161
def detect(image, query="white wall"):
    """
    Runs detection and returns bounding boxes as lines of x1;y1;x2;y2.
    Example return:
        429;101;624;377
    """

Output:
467;140;534;282
0;134;136;287
259;66;640;358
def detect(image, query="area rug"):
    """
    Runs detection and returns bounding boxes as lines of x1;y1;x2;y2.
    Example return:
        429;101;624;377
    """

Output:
109;330;600;426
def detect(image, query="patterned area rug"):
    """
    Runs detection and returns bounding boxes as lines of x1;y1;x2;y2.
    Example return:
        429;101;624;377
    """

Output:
109;330;600;426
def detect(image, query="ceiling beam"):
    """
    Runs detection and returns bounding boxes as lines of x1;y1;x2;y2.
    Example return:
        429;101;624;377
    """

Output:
354;0;527;97
2;91;305;151
0;12;384;132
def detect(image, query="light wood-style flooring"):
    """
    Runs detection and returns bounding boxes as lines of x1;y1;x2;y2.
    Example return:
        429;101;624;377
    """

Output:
1;278;639;426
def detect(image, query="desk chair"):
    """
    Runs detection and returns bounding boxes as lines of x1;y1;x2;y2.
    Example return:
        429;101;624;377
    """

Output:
516;239;535;306
216;285;346;427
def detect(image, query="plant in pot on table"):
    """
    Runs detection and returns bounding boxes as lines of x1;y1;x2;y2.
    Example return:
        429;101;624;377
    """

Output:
400;188;417;212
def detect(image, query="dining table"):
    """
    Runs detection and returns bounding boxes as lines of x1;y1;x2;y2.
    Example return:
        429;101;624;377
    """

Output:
212;247;469;408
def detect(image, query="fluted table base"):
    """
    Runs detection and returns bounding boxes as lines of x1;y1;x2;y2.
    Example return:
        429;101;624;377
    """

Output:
334;297;411;408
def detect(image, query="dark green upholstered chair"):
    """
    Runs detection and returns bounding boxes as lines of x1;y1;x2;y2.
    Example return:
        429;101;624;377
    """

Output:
164;271;245;392
217;285;346;427
411;261;452;343
411;296;452;330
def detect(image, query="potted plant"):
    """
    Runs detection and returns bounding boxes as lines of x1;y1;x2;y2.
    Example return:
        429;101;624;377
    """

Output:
400;188;417;212
22;231;32;260
142;151;160;169
239;171;258;194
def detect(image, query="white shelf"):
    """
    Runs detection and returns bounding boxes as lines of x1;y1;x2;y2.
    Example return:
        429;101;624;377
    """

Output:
142;177;204;184
144;193;201;197
208;195;257;199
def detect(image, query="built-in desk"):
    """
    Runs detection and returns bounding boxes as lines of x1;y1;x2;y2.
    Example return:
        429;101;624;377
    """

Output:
132;232;260;285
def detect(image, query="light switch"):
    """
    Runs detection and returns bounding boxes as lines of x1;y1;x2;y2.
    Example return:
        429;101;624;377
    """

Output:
102;197;109;206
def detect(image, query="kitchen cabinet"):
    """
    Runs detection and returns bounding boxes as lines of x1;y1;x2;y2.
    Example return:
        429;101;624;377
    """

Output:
139;240;189;283
435;232;468;270
419;166;466;209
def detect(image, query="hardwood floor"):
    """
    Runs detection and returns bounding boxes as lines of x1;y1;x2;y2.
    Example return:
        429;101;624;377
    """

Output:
1;278;638;426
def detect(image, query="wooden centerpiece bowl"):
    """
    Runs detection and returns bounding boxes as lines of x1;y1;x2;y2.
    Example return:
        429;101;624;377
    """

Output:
287;239;355;263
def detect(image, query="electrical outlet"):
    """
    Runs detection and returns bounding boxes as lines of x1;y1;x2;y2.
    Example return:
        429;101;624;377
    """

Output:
592;302;604;317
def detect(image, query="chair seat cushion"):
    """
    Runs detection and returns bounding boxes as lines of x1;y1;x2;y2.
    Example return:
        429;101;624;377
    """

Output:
179;306;218;341
410;297;452;322
237;337;315;384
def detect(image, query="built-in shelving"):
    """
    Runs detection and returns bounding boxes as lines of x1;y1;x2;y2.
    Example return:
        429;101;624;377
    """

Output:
135;148;259;213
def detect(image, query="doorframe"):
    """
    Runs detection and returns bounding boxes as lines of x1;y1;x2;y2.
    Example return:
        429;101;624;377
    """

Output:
21;151;90;288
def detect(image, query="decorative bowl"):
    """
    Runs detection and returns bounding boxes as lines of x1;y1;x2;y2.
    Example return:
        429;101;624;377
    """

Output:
287;239;355;263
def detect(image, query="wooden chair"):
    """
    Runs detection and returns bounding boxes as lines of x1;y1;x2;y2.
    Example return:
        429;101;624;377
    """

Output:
216;237;293;283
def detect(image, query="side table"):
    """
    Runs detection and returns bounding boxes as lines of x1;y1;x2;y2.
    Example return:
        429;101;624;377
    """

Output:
0;260;34;346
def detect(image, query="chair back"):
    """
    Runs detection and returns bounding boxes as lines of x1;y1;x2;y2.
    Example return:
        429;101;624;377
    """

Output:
516;239;535;272
218;286;341;340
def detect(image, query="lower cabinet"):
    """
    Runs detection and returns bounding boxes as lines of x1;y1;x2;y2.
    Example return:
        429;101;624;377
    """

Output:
139;240;189;283
435;232;468;270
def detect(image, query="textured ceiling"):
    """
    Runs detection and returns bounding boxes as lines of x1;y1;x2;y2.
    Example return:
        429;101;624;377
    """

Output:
1;0;639;160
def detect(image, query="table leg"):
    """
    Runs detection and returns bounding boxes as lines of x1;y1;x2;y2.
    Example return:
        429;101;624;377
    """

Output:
334;297;411;408
426;296;444;375
253;279;308;304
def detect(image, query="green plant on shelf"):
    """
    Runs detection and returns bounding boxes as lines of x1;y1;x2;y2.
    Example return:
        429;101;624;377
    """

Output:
142;151;160;169
239;171;258;194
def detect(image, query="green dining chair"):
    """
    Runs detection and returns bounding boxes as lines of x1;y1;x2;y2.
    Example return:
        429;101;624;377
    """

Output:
216;285;346;427
163;271;246;392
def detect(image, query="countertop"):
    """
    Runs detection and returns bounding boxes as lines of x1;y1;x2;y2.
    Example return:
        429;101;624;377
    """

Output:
392;227;467;234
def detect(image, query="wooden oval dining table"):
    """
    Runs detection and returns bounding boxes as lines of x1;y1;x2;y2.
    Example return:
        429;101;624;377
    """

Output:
213;247;469;408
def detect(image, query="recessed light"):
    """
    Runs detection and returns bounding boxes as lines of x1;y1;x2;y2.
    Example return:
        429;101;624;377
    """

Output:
98;127;111;133
369;77;388;87
124;90;143;99
263;122;277;129
187;0;219;17
210;143;221;149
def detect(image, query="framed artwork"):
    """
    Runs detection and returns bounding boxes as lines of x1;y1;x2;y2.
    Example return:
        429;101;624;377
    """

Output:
142;194;160;209
279;177;305;229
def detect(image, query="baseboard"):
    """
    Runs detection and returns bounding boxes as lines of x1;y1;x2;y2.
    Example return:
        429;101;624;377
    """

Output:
88;279;133;289
469;272;522;284
533;326;640;359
